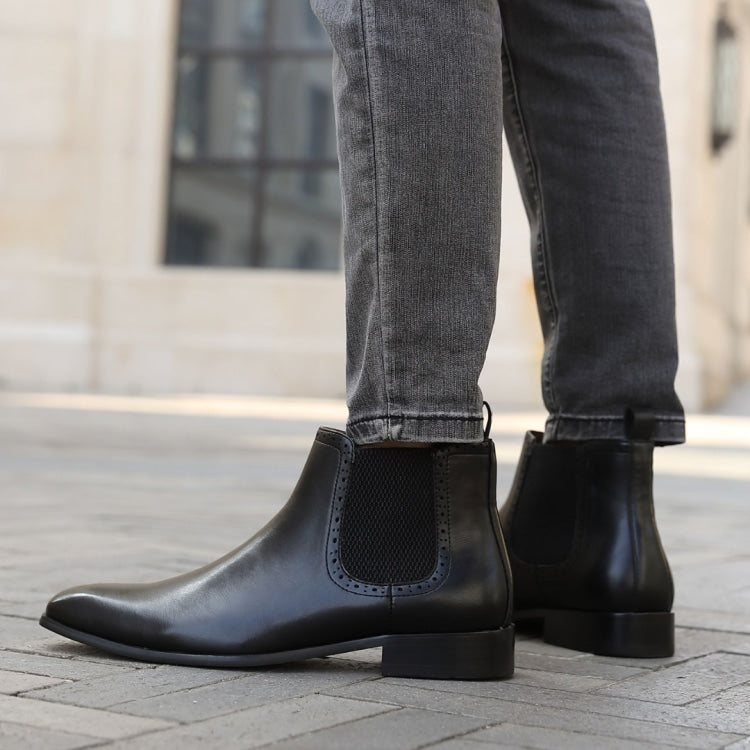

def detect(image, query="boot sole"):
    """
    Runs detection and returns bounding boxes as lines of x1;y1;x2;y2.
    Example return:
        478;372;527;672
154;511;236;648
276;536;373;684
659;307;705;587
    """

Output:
516;609;674;658
39;615;514;680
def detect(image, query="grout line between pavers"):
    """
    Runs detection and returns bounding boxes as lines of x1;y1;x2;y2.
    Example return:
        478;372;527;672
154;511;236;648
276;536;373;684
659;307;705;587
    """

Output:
0;646;126;677
586;648;750;700
18;673;257;714
326;678;750;750
681;677;750;707
317;689;469;716
366;677;743;731
412;720;500;750
71;723;182;750
2;645;160;669
0;720;113;750
99;671;381;724
102;672;256;711
319;683;706;731
248;705;405;750
592;653;729;679
317;683;696;729
317;689;498;725
675;624;750;637
10;681;76;697
0;613;39;621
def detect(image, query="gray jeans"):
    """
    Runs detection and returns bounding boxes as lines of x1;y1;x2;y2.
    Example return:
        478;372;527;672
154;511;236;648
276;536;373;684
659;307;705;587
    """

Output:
311;0;685;446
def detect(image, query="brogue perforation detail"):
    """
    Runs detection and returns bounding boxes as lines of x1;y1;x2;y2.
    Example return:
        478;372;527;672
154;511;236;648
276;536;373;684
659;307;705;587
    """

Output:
326;440;451;598
390;447;451;599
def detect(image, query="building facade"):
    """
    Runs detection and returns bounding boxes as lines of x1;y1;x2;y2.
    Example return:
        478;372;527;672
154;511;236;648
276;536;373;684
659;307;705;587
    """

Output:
1;0;749;409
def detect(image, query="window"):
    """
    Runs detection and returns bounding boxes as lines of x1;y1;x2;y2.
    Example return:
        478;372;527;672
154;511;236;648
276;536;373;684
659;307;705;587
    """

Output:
165;0;341;270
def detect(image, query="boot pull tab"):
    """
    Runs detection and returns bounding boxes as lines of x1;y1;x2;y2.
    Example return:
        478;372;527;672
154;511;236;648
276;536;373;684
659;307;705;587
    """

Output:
483;401;493;440
625;408;655;441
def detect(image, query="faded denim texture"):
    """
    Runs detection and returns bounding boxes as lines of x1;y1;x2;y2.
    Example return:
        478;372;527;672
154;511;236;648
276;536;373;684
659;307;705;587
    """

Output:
311;0;685;446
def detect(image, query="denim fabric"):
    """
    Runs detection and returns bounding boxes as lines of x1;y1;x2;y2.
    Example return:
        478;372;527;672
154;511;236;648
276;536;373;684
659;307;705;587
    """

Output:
311;0;685;446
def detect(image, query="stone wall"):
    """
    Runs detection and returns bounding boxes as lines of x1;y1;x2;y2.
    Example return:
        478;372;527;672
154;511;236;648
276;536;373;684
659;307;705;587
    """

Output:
0;0;748;409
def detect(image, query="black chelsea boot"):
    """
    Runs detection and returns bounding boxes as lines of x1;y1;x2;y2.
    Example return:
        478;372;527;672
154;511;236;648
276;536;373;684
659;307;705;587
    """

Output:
41;428;514;680
497;431;674;658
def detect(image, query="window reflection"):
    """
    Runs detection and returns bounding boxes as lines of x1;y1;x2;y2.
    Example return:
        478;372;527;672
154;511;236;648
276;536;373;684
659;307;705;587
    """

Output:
270;0;332;49
267;61;336;161
167;169;257;266
264;169;341;269
174;58;261;159
166;0;341;271
180;0;266;47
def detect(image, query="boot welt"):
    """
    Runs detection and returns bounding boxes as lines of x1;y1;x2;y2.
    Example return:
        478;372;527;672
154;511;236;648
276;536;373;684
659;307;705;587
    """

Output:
39;615;514;680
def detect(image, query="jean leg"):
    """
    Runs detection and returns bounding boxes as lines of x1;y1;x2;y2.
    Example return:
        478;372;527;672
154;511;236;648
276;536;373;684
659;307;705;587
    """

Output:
311;0;504;444
498;0;685;444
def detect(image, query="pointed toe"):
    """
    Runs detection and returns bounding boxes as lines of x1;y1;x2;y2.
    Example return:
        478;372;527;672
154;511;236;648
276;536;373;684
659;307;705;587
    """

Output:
44;585;107;633
41;583;161;651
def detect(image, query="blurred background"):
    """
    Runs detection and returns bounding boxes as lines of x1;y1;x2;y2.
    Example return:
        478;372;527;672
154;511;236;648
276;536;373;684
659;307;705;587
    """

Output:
0;0;748;411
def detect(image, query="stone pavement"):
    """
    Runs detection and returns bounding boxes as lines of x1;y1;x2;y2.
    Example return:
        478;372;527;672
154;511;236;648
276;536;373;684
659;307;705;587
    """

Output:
0;390;749;749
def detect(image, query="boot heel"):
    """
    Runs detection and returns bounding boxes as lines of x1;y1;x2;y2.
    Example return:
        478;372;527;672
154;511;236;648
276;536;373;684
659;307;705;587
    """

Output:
381;625;514;680
543;610;674;658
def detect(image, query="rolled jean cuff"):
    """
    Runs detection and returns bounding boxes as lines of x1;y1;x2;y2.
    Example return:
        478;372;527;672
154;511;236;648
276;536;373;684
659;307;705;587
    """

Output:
347;412;485;445
544;413;686;446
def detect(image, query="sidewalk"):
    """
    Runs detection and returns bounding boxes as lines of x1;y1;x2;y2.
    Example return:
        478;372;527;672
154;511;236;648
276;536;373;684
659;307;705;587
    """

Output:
1;391;749;749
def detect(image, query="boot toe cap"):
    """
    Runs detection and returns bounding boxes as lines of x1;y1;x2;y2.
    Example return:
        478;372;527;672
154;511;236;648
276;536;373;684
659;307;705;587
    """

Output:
43;584;159;647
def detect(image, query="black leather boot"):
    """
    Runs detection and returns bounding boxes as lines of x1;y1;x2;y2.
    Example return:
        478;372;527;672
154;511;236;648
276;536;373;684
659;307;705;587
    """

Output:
41;428;514;679
497;431;674;658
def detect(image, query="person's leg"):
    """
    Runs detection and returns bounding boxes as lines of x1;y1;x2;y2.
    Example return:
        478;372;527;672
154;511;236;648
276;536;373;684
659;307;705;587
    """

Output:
500;0;684;441
39;0;515;679
497;0;683;657
313;0;504;444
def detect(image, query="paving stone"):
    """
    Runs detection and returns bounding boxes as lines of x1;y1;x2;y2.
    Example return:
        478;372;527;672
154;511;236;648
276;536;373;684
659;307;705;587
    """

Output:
0;695;174;739
0;651;140;680
266;707;488;750
334;647;382;665
678;610;750;636
689;682;750;713
463;723;679;750
107;693;396;749
426;740;509;750
3;396;750;749
8;640;158;669
0;600;45;619
597;653;750;705
0;615;63;652
0;670;66;694
593;628;750;668
510;667;614;692
109;661;378;722
675;561;750;614
514;637;583;659
668;548;745;567
26;665;244;709
380;678;750;735
327;680;743;749
515;652;649;681
0;721;97;750
724;738;750;749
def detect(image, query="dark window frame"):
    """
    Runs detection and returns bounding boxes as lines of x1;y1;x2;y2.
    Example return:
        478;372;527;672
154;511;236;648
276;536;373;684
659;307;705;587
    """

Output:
165;0;339;269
